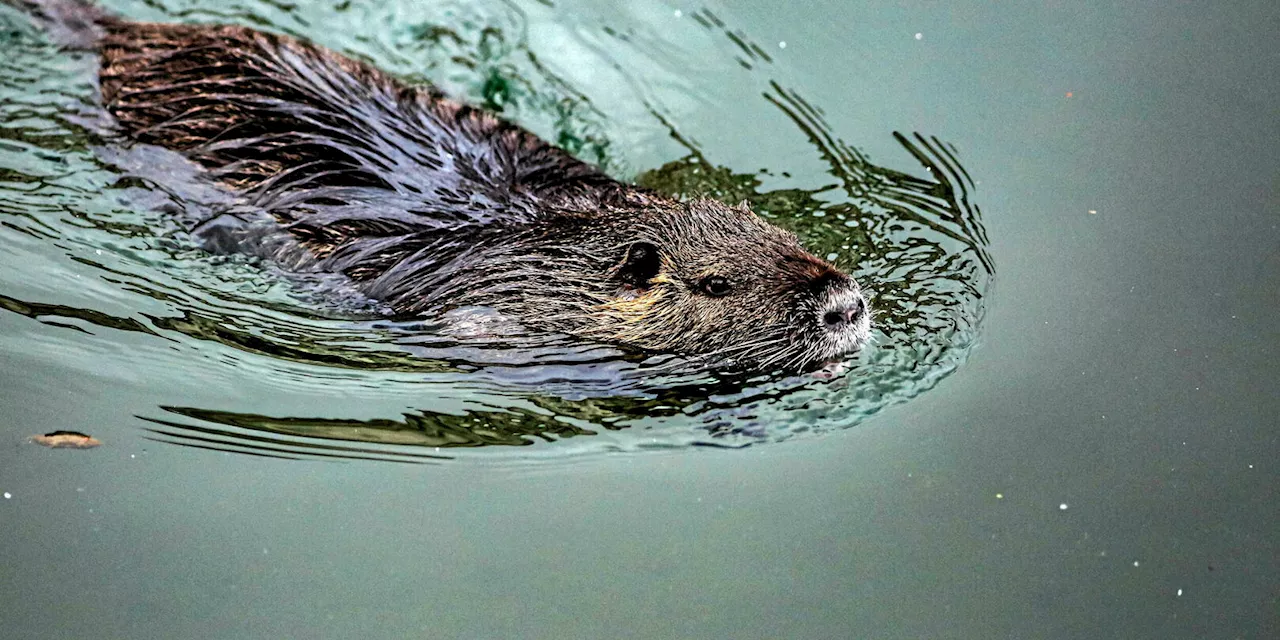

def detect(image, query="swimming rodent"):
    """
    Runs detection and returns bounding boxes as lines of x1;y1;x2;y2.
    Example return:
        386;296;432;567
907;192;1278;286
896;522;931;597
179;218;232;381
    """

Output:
14;0;871;372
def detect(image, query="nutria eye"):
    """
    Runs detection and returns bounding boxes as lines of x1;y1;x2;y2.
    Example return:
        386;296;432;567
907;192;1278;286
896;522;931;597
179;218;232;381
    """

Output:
699;276;732;297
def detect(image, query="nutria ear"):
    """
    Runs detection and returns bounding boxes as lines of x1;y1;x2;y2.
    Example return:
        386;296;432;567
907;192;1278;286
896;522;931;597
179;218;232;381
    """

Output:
617;242;660;289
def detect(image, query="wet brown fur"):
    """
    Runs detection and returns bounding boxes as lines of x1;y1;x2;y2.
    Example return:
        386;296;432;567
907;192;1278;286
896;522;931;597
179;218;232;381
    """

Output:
19;0;870;370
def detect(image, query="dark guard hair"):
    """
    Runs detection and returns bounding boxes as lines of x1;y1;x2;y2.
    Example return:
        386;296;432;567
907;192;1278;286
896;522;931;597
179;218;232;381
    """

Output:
15;0;872;371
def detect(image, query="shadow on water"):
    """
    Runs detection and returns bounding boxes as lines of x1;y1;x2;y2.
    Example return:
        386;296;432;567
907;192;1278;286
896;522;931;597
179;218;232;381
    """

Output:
0;0;992;461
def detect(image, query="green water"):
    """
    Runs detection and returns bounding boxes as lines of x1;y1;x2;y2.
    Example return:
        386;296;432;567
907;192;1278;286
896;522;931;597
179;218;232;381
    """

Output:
1;0;1277;637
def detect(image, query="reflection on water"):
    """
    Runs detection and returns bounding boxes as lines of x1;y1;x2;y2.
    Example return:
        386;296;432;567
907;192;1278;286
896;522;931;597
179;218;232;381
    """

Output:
141;409;456;463
0;0;992;461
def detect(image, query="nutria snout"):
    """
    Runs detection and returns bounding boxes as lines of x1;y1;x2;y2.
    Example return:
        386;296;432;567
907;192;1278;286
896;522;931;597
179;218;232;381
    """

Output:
19;0;872;372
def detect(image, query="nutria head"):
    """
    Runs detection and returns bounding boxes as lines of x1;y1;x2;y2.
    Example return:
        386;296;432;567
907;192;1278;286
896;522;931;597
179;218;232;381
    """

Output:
524;198;872;372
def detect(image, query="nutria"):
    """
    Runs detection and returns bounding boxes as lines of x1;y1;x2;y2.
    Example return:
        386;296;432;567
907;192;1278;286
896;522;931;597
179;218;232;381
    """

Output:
15;0;871;372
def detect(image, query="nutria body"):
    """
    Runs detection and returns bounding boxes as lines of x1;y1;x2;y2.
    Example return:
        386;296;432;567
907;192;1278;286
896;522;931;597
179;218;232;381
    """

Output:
18;0;870;371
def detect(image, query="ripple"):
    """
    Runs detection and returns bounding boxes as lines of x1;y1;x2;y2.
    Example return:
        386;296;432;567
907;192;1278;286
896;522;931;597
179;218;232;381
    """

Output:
0;0;993;462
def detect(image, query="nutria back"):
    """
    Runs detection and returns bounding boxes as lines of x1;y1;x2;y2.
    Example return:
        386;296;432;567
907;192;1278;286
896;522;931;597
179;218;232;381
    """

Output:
25;0;872;372
98;19;635;224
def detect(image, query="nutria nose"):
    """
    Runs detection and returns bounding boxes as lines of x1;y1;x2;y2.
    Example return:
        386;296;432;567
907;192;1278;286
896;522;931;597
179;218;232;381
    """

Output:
822;297;865;330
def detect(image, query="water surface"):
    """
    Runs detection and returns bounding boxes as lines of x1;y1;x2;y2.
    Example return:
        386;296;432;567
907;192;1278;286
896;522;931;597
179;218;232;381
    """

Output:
1;0;1276;638
1;0;991;457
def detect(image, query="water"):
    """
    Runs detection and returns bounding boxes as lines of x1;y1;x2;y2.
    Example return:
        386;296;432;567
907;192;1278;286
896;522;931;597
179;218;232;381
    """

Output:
1;0;989;456
1;0;1277;638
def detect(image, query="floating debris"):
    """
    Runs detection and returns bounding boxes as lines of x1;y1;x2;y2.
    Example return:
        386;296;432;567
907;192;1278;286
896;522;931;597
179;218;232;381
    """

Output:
30;431;102;449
